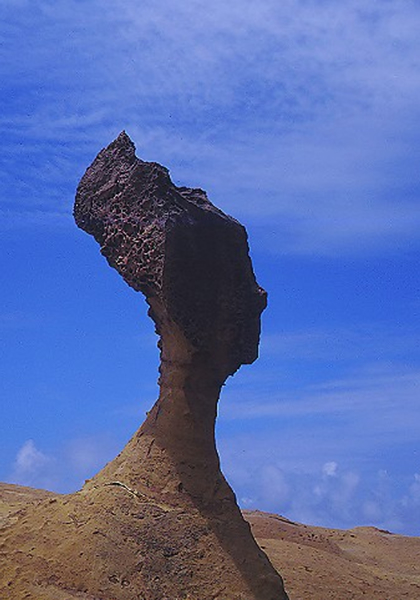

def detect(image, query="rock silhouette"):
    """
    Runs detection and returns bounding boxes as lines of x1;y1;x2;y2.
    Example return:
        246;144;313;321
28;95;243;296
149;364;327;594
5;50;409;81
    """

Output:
0;133;289;600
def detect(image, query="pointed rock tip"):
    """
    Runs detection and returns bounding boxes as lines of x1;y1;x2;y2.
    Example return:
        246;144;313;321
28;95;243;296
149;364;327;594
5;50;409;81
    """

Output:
114;130;135;149
101;130;137;161
116;130;133;143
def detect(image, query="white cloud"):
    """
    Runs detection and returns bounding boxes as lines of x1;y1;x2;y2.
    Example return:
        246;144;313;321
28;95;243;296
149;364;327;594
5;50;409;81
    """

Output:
259;465;291;506
402;473;420;508
220;443;420;534
11;440;53;488
15;440;48;472
220;364;420;451
322;461;338;478
217;354;420;534
2;0;420;253
7;435;119;493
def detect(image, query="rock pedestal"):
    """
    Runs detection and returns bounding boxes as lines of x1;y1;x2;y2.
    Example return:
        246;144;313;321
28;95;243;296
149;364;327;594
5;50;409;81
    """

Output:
0;133;289;600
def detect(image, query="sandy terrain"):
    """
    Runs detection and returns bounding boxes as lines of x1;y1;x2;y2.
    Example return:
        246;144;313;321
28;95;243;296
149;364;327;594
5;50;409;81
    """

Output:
1;483;419;599
245;510;420;599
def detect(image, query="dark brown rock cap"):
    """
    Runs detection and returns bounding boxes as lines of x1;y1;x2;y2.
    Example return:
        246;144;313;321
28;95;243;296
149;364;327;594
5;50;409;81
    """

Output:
74;131;267;377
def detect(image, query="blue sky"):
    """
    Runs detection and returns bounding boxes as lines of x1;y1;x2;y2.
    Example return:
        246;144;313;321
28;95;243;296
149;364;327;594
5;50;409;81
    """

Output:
1;0;420;535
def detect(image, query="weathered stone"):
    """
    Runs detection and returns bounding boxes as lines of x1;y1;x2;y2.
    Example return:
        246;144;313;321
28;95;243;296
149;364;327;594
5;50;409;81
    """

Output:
0;133;289;600
74;131;267;377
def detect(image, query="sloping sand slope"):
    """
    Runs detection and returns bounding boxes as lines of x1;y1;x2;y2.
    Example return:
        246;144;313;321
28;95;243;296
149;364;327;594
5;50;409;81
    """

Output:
245;510;420;599
1;484;419;599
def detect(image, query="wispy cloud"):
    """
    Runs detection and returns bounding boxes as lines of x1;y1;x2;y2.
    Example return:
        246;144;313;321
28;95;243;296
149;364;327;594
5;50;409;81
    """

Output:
221;451;420;535
10;439;54;489
220;364;420;446
7;435;120;492
64;435;120;481
217;357;420;534
260;325;420;363
2;0;420;252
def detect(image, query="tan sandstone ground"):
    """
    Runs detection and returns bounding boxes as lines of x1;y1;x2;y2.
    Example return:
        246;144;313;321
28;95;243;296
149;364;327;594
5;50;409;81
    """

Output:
245;510;420;600
1;483;419;600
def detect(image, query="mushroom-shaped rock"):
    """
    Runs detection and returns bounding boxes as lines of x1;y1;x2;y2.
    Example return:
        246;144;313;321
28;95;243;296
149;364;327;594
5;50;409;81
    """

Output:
0;133;289;600
74;131;267;378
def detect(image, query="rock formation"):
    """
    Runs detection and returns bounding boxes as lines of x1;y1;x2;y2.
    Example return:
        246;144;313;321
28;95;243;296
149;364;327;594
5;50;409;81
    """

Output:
0;133;289;600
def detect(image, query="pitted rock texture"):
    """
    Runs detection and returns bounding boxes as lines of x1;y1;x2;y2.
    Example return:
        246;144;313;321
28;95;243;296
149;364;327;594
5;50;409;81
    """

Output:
0;133;288;600
74;131;267;376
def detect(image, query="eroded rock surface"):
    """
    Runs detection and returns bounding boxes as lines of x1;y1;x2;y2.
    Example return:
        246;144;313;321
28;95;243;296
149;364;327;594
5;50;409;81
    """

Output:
74;131;266;377
0;133;289;600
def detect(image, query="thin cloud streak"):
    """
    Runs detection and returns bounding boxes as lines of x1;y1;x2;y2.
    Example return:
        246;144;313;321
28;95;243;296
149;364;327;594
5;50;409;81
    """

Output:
260;326;420;363
1;1;420;252
221;366;420;438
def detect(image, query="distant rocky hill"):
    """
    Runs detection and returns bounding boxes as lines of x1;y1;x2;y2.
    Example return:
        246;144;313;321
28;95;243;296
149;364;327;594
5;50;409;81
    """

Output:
1;483;419;600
